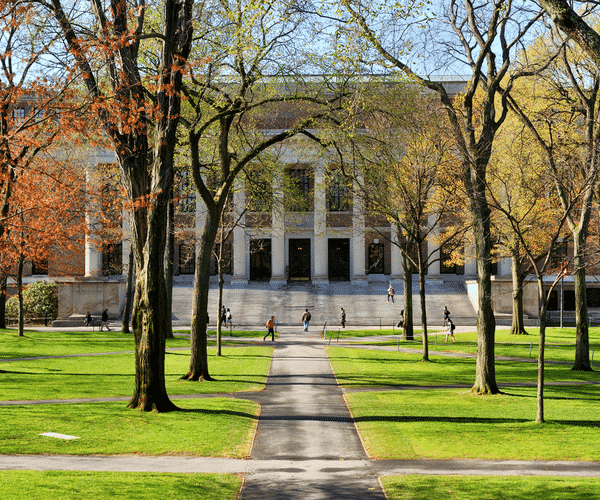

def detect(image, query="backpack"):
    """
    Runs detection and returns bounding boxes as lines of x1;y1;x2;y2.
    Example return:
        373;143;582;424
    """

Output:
450;322;456;332
306;312;311;321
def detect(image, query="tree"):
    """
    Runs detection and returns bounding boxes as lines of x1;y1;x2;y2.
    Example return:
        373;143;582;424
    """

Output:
334;0;543;393
505;33;599;370
43;0;194;410
342;82;463;359
0;0;80;328
1;150;85;336
179;0;345;381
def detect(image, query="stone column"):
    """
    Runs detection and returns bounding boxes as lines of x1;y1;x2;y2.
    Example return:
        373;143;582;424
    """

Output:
231;178;248;284
313;164;328;284
85;162;103;277
352;181;367;285
121;210;132;276
270;169;286;284
390;224;404;280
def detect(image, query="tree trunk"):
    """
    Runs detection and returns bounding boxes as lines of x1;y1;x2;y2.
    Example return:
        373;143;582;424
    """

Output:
122;249;134;334
417;242;429;361
536;282;547;424
182;208;220;381
217;239;224;357
572;230;592;371
401;250;414;341
470;199;499;394
128;187;178;411
17;253;24;337
0;274;7;329
510;251;527;335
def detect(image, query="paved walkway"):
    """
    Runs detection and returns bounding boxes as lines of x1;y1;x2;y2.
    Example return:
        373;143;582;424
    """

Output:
1;326;600;499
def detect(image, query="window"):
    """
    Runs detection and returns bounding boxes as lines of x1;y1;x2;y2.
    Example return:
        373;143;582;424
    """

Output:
176;171;196;213
368;243;385;274
102;243;123;276
13;108;25;124
32;258;49;275
440;244;463;275
211;242;232;275
286;167;312;211
179;243;195;275
246;171;273;212
328;172;350;211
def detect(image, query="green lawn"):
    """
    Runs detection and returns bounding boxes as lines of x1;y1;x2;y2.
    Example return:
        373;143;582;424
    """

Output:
346;386;600;460
0;399;258;456
0;329;266;360
0;471;241;500
381;475;600;500
327;345;600;461
435;327;600;364
327;346;600;388
1;344;272;401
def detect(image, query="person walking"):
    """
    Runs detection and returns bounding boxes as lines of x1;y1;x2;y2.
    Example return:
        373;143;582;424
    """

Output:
443;306;450;326
301;308;311;332
264;315;275;341
397;309;404;328
220;306;227;327
100;309;111;331
340;307;346;328
445;318;456;342
387;284;395;303
226;308;233;328
84;311;92;327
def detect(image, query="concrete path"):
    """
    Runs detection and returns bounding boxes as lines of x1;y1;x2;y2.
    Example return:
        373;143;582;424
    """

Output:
238;329;385;499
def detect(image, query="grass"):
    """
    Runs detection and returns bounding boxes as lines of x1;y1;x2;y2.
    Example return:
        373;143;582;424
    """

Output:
0;328;267;360
0;471;241;500
321;328;422;339
327;346;600;388
327;344;600;461
1;344;272;401
436;327;600;364
0;399;258;456
381;475;600;500
345;386;600;460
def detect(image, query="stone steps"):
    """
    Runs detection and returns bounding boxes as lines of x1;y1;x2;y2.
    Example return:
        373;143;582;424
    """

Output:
171;280;482;327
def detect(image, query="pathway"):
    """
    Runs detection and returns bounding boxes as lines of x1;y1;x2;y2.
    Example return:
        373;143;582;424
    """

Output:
238;329;386;499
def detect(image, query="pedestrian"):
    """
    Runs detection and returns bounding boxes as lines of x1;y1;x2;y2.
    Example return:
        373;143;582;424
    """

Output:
221;306;227;327
340;307;346;328
84;311;92;327
100;309;111;331
226;308;233;328
443;306;450;326
264;315;275;341
387;284;395;303
301;308;311;332
445;318;456;342
396;309;404;328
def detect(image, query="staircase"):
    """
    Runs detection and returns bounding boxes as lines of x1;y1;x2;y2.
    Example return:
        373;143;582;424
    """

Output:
171;278;479;328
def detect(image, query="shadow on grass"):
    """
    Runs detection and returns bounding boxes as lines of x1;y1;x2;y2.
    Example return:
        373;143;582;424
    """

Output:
353;415;600;426
178;407;259;419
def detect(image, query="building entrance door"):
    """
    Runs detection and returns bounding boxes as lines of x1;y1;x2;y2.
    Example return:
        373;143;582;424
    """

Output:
288;238;311;281
250;239;272;281
328;238;350;281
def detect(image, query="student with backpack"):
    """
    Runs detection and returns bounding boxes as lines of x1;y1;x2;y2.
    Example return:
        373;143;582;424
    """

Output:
301;309;311;332
445;318;456;342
